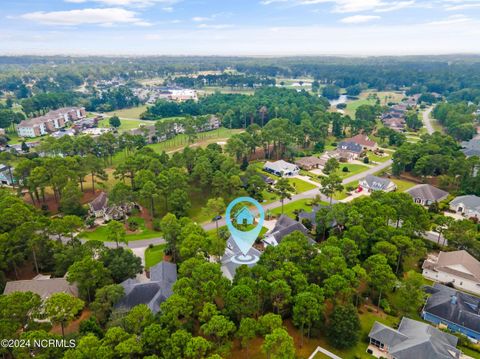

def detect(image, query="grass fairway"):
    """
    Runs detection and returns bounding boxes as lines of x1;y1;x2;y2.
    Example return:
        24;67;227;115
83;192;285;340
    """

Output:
337;163;369;179
288;177;317;193
106;105;148;119
147;127;243;153
80;217;160;242
145;244;166;269
98;118;150;131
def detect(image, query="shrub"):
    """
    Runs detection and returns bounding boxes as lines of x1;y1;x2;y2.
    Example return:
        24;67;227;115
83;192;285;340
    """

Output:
127;217;142;231
363;156;369;164
342;166;349;172
152;218;162;231
380;298;391;314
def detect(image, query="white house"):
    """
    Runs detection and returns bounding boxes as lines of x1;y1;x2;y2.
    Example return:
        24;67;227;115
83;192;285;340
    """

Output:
359;175;397;192
263;160;299;177
422;250;480;295
450;195;480;219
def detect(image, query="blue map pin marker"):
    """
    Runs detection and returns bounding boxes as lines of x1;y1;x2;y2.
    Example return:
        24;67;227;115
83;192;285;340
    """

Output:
225;197;265;256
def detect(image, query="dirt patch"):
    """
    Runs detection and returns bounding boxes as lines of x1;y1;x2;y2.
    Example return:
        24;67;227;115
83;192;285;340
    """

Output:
50;308;91;336
25;189;101;214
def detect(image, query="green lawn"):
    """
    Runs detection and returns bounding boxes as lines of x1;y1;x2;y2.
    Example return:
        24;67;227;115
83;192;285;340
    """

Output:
147;127;243;153
106;105;148;119
337;163;369;179
270;198;327;219
344;98;376;118
98;117;150;131
391;178;417;192
288;178;317;193
366;152;391;163
145;244;166;269
80;217;160;242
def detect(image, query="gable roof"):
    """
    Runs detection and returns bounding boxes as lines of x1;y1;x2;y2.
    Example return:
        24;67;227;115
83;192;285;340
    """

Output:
264;215;314;246
461;138;480;157
406;184;449;202
424;250;480;283
337;141;363;154
90;191;108;211
3;277;78;299
295;156;325;167
423;283;480;336
450;195;480;212
369;317;461;359
360;174;394;191
116;261;177;313
344;134;377;148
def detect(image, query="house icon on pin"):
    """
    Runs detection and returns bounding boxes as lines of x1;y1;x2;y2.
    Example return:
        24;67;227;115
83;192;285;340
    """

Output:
235;206;255;225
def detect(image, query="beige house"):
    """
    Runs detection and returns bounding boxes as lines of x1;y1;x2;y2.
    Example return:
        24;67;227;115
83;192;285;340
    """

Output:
295;156;325;170
422;250;480;295
3;275;78;299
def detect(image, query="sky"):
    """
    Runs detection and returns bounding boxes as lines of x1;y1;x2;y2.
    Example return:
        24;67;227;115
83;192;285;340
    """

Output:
2;0;480;55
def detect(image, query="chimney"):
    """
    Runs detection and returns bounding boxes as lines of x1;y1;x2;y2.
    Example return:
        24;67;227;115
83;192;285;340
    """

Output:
451;295;457;305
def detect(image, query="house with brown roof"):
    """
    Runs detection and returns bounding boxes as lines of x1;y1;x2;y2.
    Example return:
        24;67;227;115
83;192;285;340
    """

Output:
344;134;377;150
3;275;78;300
88;191;136;222
295;156;325;170
422;250;480;295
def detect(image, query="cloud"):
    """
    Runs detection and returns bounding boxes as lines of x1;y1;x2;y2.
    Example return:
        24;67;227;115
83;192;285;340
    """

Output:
427;14;471;25
261;0;416;13
192;16;211;22
340;14;381;23
443;0;480;10
65;0;179;7
20;8;150;26
197;24;233;29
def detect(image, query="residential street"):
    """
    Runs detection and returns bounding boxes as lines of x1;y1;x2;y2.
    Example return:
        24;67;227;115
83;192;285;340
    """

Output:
93;158;447;248
422;107;434;135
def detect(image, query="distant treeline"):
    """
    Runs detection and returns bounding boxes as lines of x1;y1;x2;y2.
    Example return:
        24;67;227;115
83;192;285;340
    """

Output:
169;74;276;88
141;87;330;128
3;56;480;99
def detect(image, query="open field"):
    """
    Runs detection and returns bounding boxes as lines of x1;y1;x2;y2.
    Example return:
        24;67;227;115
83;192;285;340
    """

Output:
147;127;243;153
344;90;404;118
106;105;149;119
98;117;150;131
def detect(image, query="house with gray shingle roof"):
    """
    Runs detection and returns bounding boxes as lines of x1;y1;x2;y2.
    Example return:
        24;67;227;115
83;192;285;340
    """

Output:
336;141;363;160
263;160;299;177
115;261;177;314
3;275;78;300
359;175;397;192
367;317;461;359
406;184;449;206
450;195;480;219
422;283;480;341
422;250;480;295
263;215;314;247
461;138;480;157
